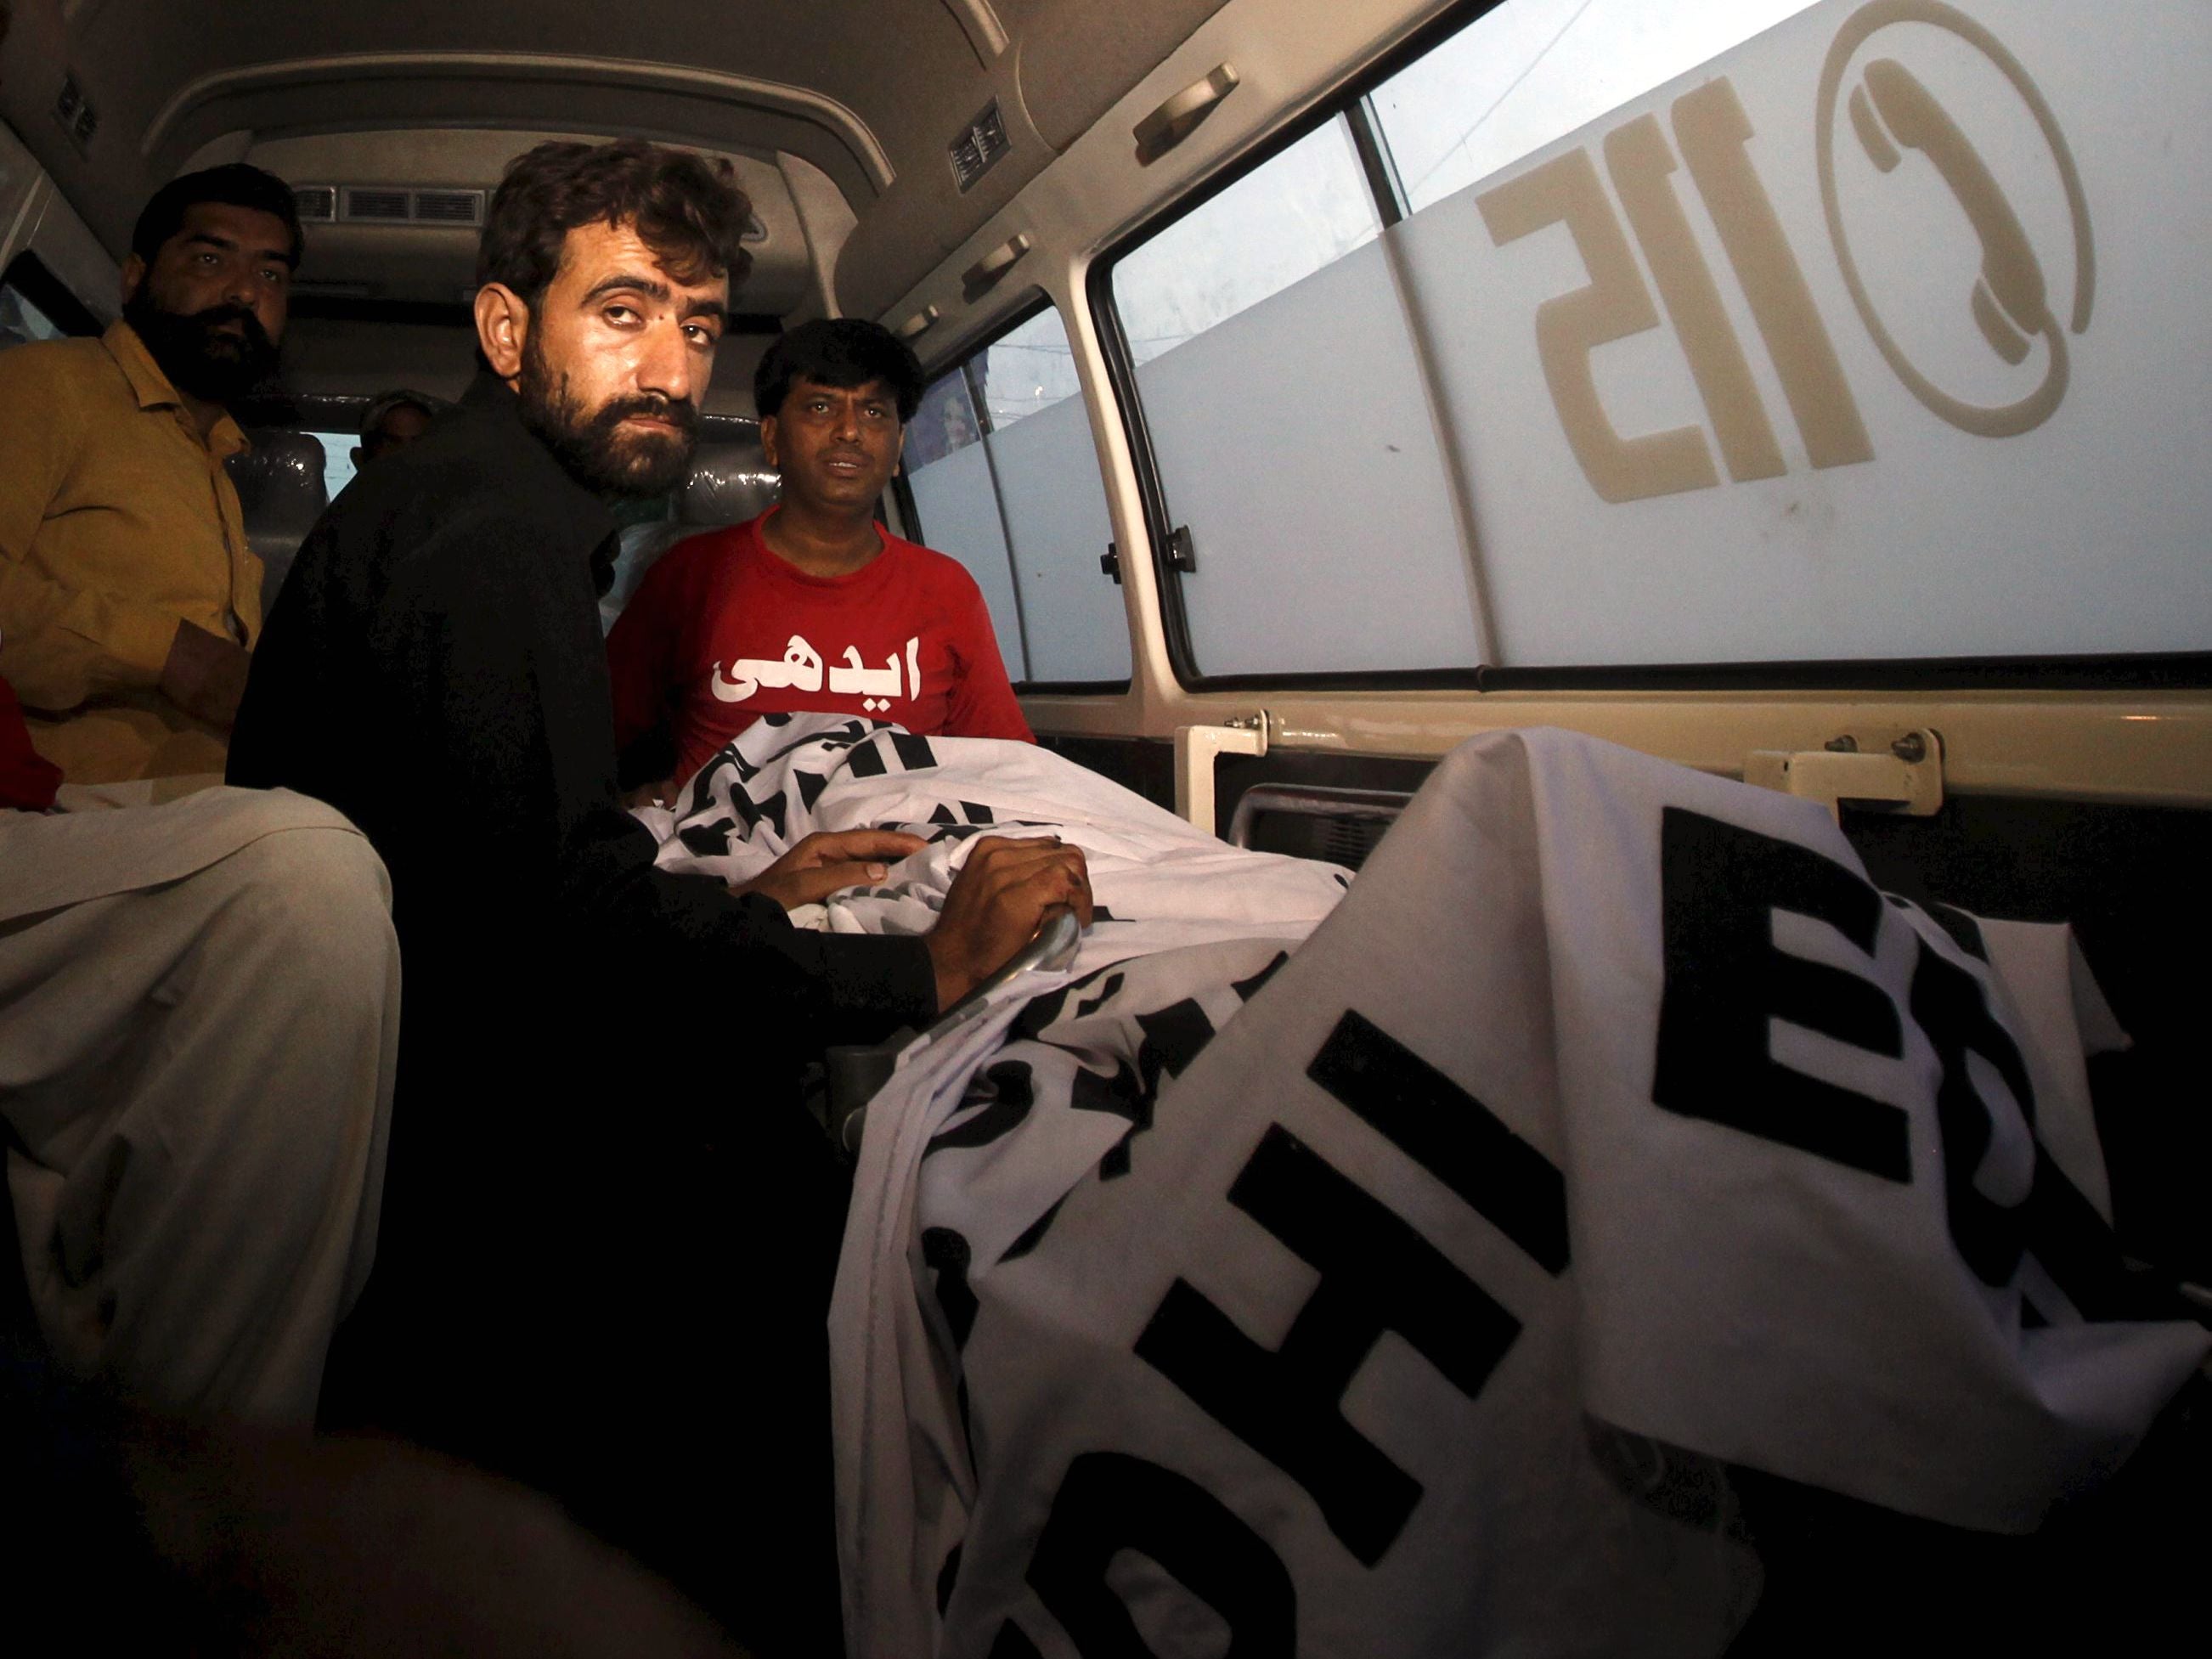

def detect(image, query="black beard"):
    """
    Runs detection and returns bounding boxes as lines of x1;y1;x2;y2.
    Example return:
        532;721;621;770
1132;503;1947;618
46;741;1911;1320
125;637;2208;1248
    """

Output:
516;333;698;499
123;293;278;404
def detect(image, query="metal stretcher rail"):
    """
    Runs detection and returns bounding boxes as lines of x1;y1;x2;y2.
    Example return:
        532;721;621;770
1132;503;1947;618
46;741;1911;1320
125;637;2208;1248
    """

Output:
827;908;1085;1154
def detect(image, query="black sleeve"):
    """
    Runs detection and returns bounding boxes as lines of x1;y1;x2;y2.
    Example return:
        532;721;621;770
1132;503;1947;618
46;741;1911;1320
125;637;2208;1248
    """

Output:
369;506;938;1054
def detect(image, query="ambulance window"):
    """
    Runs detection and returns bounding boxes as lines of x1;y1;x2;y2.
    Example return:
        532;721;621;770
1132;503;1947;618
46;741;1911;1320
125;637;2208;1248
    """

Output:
303;433;360;502
0;283;64;349
0;252;98;353
905;302;1130;687
1374;1;1825;216
1105;120;1483;677
1102;0;2208;681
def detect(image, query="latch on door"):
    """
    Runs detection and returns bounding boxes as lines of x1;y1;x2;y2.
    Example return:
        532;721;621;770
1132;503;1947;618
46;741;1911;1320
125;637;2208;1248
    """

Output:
1743;729;1944;821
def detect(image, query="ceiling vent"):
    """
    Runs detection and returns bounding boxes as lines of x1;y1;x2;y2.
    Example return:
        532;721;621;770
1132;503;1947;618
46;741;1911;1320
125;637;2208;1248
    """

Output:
319;186;487;228
341;187;413;223
949;100;1010;194
411;189;484;226
51;72;98;155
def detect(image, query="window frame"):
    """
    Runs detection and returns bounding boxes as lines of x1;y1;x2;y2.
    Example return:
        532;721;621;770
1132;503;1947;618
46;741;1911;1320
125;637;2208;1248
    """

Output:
1;250;103;340
905;289;1133;696
1086;0;2212;694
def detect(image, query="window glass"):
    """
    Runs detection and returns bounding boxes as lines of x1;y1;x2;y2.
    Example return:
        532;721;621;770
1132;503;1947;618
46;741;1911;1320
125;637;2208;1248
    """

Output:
974;306;1084;428
1109;0;2212;672
304;432;358;503
0;281;65;352
904;305;1129;684
1113;120;1381;367
1372;0;1823;214
906;367;984;471
1108;118;1481;676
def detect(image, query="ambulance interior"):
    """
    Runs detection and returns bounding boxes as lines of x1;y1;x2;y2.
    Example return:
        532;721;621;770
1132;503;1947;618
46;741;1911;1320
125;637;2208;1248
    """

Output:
2;0;2206;1647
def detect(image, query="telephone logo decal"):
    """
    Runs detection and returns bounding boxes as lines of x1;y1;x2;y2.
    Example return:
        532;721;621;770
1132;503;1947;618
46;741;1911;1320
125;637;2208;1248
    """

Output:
1818;0;2094;437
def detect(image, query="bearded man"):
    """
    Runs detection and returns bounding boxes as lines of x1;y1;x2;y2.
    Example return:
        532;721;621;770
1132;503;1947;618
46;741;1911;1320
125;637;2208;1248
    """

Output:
0;163;296;784
228;139;1085;1651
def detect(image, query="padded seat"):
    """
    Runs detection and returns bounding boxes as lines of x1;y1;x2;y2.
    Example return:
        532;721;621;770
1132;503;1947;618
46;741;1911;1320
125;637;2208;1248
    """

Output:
600;432;782;630
227;430;331;604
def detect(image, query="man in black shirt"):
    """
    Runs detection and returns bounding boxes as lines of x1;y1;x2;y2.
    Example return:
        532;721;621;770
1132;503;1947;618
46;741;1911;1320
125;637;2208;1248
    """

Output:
229;139;1086;1651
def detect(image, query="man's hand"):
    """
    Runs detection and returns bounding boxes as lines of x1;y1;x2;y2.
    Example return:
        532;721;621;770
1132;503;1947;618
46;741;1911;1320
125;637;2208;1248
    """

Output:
159;619;251;730
924;835;1092;1012
731;828;927;911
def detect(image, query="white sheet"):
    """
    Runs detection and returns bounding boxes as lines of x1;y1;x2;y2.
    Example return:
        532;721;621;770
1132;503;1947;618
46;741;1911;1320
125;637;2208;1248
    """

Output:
819;725;2207;1657
641;713;1351;974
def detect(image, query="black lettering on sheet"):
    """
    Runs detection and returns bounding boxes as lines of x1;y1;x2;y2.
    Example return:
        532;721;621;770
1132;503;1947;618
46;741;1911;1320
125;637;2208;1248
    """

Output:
1013;1451;1294;1657
1070;1058;1148;1180
795;767;828;810
1080;999;1219;1178
2021;1146;2176;1322
1075;973;1126;1020
923;1227;979;1351
678;816;736;857
1308;1009;1570;1275
928;799;997;827
1000;1193;1067;1263
760;718;872;767
1136;999;1216;1096
1231;951;1289;1003
1926;900;1989;963
925;1061;1037;1159
1653;807;1911;1181
937;1542;964;1617
1135;1126;1525;1566
1909;938;2034;1286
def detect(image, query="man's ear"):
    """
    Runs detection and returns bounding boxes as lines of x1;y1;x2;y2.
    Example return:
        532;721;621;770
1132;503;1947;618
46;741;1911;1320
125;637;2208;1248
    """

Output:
759;414;780;470
120;252;146;308
474;283;529;382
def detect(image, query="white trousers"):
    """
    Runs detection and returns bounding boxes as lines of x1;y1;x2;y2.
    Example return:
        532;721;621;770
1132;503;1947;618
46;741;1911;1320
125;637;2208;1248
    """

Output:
0;786;398;1422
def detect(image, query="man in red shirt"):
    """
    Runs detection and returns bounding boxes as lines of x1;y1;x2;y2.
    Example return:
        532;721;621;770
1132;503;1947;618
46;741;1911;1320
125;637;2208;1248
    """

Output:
608;318;1031;795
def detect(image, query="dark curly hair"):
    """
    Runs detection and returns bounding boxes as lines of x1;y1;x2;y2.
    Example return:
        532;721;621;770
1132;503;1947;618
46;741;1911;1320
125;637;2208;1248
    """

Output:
477;138;753;308
755;318;926;424
131;162;304;269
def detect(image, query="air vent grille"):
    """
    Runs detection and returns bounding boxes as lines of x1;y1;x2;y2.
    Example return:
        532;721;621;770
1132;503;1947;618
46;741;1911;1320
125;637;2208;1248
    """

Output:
341;187;412;223
51;72;98;154
322;186;487;228
949;100;1010;194
411;189;483;226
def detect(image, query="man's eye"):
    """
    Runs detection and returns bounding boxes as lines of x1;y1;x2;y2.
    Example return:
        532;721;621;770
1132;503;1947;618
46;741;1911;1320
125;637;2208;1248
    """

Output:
604;305;639;324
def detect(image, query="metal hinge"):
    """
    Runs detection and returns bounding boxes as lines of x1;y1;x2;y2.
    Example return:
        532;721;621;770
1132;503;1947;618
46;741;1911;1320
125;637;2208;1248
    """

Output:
1100;541;1121;585
1166;524;1198;573
1743;729;1944;821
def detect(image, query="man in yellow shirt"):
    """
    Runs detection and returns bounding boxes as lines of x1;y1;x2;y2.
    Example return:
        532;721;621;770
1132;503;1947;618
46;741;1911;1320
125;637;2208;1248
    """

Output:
0;163;301;785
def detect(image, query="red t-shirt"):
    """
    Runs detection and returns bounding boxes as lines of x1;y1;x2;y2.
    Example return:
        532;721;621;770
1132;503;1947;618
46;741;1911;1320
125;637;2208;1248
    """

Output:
1;672;61;811
607;510;1033;785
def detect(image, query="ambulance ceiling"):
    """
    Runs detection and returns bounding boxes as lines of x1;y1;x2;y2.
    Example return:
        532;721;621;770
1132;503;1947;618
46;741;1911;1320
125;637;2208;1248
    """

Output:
0;0;1230;317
